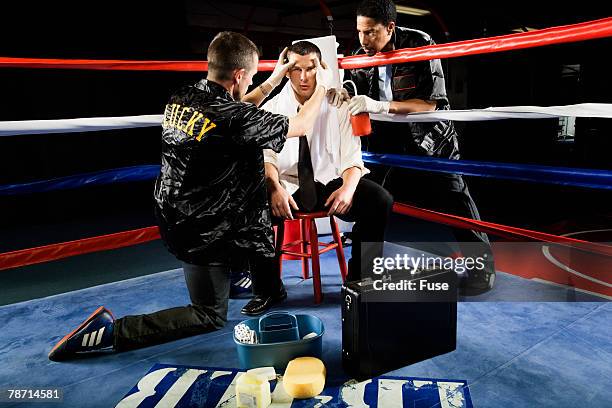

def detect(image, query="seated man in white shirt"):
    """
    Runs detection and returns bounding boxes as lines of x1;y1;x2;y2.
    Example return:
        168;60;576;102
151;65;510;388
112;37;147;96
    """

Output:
241;41;393;315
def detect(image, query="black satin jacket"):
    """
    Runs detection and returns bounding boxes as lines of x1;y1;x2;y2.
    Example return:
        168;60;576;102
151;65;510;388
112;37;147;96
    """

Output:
345;26;460;159
154;80;289;263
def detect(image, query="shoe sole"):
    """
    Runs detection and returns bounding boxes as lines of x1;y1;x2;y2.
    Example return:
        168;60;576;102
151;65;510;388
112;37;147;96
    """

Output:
48;306;114;358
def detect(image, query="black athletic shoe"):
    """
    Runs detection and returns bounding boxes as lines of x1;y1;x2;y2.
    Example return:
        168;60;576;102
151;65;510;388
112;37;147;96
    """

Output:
230;270;253;299
48;306;115;361
240;286;287;316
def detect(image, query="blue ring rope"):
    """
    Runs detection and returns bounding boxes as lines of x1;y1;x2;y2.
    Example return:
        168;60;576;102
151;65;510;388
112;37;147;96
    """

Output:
1;154;611;196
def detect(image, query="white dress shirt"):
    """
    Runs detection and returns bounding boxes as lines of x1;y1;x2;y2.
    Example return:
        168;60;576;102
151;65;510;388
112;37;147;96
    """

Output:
378;64;393;102
262;89;369;195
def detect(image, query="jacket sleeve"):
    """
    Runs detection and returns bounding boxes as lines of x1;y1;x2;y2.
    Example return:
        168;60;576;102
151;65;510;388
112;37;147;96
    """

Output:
412;35;449;108
229;101;289;152
426;58;450;108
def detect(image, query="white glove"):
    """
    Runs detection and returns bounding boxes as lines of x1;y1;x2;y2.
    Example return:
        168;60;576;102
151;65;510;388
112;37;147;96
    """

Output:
326;87;350;108
314;58;334;91
267;47;295;88
348;95;390;115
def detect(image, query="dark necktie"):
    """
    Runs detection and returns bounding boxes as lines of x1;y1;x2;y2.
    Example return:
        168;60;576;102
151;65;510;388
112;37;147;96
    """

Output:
298;133;317;212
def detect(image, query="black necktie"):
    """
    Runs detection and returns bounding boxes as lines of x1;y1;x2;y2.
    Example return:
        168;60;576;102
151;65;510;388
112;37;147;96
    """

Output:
298;134;317;212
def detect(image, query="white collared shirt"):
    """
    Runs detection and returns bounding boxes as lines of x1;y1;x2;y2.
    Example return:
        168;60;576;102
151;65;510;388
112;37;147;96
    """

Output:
378;64;393;102
262;98;368;195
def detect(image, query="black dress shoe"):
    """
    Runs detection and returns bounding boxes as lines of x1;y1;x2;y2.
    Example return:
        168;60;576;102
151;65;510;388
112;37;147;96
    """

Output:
240;286;287;316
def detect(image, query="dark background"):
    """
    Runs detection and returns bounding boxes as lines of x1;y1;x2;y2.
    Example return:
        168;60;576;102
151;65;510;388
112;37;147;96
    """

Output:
1;0;611;253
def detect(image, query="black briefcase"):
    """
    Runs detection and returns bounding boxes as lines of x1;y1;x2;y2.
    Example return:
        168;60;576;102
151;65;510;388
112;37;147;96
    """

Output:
341;268;457;379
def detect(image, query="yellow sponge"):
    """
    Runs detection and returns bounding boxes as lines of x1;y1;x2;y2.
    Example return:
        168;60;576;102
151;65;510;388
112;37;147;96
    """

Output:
282;357;326;399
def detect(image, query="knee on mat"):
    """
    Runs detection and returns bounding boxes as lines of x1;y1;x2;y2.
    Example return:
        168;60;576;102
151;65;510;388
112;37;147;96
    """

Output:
192;304;227;330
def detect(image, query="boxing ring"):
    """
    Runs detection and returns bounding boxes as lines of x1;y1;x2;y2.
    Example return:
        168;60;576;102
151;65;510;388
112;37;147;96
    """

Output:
0;18;611;407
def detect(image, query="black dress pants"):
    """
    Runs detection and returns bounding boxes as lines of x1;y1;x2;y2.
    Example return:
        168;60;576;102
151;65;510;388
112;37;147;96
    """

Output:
251;177;393;296
368;165;495;274
114;260;231;351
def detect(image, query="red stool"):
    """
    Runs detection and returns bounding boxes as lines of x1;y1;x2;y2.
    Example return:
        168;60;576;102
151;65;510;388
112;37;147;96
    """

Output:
276;211;348;304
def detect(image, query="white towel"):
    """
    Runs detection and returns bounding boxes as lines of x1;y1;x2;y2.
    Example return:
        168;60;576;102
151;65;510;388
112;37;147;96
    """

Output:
273;82;341;168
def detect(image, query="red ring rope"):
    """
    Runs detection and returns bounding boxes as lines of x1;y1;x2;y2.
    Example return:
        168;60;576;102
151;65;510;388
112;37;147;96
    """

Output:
340;17;612;69
0;227;160;271
1;18;610;72
2;202;610;271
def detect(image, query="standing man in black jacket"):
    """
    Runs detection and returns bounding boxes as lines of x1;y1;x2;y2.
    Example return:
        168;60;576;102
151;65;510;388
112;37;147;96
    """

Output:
330;0;495;295
48;31;334;361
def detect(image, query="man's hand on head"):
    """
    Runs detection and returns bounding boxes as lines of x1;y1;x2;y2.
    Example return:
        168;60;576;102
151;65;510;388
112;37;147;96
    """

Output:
313;57;334;91
268;47;297;88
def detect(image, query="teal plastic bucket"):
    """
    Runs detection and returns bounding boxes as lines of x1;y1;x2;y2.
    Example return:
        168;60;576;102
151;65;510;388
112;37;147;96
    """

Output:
234;312;324;372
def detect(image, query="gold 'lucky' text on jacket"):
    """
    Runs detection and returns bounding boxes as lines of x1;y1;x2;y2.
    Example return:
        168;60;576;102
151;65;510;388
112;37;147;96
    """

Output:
162;103;217;141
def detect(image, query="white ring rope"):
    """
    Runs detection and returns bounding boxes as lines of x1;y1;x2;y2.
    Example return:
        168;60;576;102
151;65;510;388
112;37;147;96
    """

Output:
0;114;164;136
1;103;611;136
371;103;612;123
